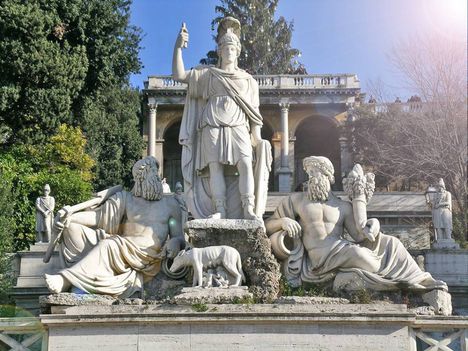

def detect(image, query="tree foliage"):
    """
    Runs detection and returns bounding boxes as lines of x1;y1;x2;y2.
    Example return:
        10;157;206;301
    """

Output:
0;124;94;251
0;0;144;189
80;87;144;189
201;0;304;74
0;178;15;306
348;34;467;242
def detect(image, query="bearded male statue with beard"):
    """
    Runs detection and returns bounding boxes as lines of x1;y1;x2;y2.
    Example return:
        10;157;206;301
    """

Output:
45;156;186;298
266;156;447;293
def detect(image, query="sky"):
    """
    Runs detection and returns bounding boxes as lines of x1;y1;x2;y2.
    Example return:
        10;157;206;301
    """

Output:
129;0;467;100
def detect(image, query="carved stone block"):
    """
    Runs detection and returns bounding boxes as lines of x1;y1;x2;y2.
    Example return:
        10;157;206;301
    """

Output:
422;289;452;316
185;219;280;302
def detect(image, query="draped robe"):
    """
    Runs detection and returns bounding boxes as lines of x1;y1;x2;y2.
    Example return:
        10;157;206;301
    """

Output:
59;191;163;298
271;193;447;291
179;66;271;219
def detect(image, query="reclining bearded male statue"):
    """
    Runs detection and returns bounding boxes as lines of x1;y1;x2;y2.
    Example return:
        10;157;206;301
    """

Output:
266;156;448;293
44;156;186;298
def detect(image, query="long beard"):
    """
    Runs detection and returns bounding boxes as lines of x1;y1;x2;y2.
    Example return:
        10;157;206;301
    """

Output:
132;174;163;201
307;175;330;202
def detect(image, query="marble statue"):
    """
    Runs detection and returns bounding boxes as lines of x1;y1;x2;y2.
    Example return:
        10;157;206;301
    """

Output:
161;178;171;193
44;156;186;298
426;178;453;241
203;266;230;288
175;181;183;195
170;246;245;287
173;17;272;220
265;156;447;292
35;184;55;243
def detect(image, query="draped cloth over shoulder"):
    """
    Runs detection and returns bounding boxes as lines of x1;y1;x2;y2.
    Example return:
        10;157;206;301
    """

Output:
179;66;271;219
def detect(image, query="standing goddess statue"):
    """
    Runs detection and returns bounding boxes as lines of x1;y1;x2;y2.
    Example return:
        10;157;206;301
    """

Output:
173;17;271;220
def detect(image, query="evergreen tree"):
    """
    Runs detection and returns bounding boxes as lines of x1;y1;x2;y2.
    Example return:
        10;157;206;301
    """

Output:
201;0;304;74
80;87;144;189
0;0;144;188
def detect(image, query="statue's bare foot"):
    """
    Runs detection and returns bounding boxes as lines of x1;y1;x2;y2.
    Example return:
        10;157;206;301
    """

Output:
209;207;226;219
244;207;260;220
209;212;223;219
45;274;71;293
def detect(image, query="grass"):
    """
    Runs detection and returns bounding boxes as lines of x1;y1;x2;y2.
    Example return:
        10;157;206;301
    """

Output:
191;303;209;312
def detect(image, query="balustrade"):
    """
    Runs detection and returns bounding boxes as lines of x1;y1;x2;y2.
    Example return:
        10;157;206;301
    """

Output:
0;318;47;351
147;73;359;90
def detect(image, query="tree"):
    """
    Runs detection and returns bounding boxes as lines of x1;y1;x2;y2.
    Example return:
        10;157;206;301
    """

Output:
0;178;15;307
80;87;144;189
0;0;144;188
349;34;467;243
0;0;88;144
201;0;304;74
0;124;94;251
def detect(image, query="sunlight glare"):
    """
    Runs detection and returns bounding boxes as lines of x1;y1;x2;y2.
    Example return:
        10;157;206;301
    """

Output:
422;0;467;42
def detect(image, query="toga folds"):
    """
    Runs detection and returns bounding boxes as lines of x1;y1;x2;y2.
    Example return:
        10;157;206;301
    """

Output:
179;66;272;219
272;195;447;291
59;191;162;298
432;191;452;230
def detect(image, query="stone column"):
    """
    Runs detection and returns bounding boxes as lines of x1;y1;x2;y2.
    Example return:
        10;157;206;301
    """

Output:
279;102;290;168
147;103;157;157
277;102;292;192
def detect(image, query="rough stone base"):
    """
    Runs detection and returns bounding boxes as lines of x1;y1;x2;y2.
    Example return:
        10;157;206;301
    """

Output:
39;293;146;314
143;272;186;301
422;289;453;316
275;296;350;304
331;271;453;316
432;239;460;250
171;286;253;305
185;219;280;302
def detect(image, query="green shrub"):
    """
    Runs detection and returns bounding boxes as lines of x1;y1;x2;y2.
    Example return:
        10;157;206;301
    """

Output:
0;124;94;251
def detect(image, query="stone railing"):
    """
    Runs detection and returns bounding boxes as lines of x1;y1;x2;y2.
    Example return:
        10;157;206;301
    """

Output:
0;317;47;350
146;73;360;90
409;320;468;351
369;102;426;113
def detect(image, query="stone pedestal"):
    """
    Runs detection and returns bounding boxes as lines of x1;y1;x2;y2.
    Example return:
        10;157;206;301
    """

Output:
185;219;280;302
432;239;460;250
12;244;61;315
425;249;468;314
40;303;432;351
171;286;253;305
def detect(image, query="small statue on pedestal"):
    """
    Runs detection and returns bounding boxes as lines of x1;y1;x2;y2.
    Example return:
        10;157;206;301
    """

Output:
35;184;55;243
425;178;458;249
426;178;453;241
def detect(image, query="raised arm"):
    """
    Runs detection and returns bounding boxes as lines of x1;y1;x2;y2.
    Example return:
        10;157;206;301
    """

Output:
172;24;189;83
343;164;379;242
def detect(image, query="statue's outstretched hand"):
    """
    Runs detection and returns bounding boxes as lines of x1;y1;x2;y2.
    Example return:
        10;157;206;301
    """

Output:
282;218;301;238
